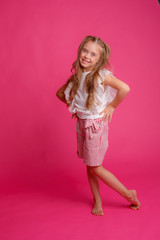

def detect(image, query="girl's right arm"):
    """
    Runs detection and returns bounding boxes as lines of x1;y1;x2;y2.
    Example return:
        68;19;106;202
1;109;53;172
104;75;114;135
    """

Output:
56;83;68;104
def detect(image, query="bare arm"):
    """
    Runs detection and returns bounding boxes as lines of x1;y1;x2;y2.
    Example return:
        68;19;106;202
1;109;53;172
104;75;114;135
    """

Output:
100;75;130;121
56;83;68;104
104;75;130;108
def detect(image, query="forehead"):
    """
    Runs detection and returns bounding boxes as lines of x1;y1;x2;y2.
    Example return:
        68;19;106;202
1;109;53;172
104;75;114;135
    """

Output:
82;41;101;54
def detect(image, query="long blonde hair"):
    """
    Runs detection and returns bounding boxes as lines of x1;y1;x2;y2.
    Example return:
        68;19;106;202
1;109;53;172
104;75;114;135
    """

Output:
67;35;111;109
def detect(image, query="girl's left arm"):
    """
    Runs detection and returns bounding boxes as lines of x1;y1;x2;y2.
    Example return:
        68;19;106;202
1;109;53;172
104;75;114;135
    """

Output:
105;75;130;108
99;75;130;122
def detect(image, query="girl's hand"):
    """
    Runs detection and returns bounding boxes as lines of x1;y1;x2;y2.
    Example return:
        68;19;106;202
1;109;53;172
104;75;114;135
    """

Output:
99;104;115;122
72;113;78;119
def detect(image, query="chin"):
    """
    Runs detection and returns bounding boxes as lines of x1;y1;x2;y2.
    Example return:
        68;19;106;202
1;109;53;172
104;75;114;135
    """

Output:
80;63;88;69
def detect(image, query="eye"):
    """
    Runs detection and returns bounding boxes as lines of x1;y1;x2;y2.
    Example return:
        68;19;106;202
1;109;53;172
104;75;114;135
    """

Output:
83;49;87;53
91;53;96;57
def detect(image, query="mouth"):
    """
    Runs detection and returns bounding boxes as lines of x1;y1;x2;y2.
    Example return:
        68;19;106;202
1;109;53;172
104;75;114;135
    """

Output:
81;58;90;64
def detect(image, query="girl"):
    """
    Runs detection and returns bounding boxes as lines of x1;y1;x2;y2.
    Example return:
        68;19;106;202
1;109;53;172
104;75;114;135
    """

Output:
56;35;140;216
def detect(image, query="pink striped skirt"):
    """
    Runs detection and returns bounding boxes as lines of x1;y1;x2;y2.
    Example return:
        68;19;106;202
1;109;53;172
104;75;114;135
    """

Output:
76;117;109;166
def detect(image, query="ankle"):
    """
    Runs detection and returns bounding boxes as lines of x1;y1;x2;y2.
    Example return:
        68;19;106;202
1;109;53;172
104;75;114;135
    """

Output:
93;196;102;203
122;190;131;199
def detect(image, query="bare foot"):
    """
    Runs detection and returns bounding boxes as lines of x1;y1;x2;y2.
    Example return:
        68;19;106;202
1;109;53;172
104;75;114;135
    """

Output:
125;190;141;210
92;199;104;216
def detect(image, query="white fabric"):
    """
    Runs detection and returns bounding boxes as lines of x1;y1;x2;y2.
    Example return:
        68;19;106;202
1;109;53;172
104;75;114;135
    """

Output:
64;68;118;119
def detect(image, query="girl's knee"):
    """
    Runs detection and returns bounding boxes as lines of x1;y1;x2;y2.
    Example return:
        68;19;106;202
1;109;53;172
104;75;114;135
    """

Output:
87;165;102;175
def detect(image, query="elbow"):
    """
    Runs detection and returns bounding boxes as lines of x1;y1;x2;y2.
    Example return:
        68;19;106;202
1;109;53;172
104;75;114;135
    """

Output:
56;89;61;99
56;91;59;99
125;84;130;94
56;90;59;98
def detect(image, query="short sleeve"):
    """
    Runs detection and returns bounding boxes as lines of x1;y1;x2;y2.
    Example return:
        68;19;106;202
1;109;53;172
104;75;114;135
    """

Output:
64;82;73;103
100;69;118;104
107;86;118;104
99;68;113;81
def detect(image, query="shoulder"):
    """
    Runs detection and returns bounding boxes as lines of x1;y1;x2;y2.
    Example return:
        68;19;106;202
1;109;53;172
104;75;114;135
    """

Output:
98;68;113;85
99;68;113;79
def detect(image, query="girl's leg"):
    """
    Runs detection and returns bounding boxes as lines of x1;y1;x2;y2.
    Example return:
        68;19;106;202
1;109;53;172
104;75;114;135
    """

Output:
87;165;140;210
86;166;104;215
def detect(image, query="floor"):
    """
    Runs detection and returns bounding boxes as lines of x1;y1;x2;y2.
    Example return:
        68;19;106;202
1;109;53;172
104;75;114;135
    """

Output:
0;163;159;240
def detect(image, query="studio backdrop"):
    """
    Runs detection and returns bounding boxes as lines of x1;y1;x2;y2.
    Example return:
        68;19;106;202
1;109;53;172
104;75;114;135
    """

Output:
0;0;160;189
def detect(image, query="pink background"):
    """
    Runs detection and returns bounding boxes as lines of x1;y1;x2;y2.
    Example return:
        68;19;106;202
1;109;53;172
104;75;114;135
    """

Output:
0;0;160;239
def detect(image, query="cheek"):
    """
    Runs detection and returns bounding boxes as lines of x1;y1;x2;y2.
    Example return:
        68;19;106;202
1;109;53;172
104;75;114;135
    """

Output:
95;55;101;63
80;51;84;58
92;57;99;64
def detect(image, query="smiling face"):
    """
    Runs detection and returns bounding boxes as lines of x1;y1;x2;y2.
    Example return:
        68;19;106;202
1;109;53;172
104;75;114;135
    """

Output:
79;41;102;72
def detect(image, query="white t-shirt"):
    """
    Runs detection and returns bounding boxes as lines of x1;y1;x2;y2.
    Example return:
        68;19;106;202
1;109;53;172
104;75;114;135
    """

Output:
64;68;118;119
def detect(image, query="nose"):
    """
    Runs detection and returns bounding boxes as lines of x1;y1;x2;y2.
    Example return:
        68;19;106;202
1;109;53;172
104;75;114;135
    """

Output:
84;52;89;58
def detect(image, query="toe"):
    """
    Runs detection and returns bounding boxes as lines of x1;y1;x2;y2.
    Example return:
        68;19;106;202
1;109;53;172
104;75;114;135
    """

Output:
100;210;104;216
92;208;104;216
130;204;140;210
97;209;104;216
